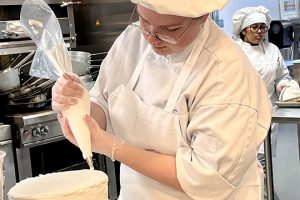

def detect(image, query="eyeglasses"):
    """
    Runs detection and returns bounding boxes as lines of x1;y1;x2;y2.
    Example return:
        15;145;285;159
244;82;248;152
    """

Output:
247;24;268;33
128;6;194;44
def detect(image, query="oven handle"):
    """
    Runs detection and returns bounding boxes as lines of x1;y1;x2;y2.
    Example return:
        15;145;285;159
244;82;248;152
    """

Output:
21;136;65;148
61;1;82;7
0;140;12;146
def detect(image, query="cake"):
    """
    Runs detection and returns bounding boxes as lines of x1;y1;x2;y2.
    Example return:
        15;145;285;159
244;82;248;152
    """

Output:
8;170;108;200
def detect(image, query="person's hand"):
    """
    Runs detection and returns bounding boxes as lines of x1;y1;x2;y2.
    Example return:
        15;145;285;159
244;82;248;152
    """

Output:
52;72;85;112
57;112;78;146
276;79;290;93
279;80;300;100
57;113;123;161
86;114;123;161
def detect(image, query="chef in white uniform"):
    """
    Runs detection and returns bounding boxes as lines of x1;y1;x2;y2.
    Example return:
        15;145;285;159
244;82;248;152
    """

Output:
232;6;300;200
232;6;293;105
52;0;272;199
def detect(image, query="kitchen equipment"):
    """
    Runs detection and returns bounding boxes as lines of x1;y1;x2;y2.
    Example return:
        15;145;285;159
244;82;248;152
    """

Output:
0;79;54;113
0;124;16;200
8;79;54;99
0;77;38;97
275;96;300;108
6;99;51;111
6;80;53;109
0;51;34;92
69;51;107;61
0;67;20;93
3;111;102;181
0;150;5;200
0;56;12;70
268;21;294;49
69;51;104;76
73;0;135;54
0;0;76;55
71;57;101;76
6;54;22;69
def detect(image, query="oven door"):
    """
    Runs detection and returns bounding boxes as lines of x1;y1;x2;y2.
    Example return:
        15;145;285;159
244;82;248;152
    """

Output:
14;138;100;181
0;139;16;200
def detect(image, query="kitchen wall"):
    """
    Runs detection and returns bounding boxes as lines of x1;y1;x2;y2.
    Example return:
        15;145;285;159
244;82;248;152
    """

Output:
219;0;281;36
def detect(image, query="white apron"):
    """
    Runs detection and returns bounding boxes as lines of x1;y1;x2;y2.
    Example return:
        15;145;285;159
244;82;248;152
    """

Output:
107;30;206;199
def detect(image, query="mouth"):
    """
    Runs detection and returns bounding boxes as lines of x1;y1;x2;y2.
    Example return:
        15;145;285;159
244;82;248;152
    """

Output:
253;37;262;41
152;45;166;50
255;34;263;39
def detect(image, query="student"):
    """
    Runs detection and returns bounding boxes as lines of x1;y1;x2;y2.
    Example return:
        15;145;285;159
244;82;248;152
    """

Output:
232;6;300;200
52;1;271;199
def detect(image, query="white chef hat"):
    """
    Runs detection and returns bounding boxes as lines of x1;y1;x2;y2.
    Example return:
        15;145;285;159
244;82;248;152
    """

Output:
232;5;272;36
130;0;230;18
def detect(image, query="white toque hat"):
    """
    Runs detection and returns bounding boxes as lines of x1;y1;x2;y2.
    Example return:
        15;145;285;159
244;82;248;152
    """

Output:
131;0;231;18
232;5;272;36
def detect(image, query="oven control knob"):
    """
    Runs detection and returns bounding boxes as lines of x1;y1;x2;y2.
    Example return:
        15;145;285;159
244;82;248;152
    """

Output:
40;126;49;135
32;128;41;137
22;130;31;137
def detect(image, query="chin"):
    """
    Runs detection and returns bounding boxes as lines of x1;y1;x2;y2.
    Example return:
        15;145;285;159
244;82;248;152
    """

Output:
152;46;172;56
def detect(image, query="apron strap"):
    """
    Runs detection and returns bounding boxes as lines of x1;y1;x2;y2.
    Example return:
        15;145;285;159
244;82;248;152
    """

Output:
127;45;152;90
164;22;209;112
126;20;210;113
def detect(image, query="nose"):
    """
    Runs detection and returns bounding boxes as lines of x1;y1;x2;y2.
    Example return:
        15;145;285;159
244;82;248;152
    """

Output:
142;25;162;44
144;30;161;43
147;34;160;42
147;34;165;48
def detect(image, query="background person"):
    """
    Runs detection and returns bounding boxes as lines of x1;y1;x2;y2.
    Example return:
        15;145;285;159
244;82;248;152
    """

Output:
52;0;272;199
232;5;300;200
232;6;294;105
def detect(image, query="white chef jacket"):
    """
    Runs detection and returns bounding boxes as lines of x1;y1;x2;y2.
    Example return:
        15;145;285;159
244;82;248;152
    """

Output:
235;39;291;105
89;18;271;200
235;39;291;155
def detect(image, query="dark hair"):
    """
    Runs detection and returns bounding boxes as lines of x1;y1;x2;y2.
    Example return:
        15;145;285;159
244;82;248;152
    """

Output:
240;29;245;40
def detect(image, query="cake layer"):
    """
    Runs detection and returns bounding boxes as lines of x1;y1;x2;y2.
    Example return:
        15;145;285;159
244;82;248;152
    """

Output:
8;169;108;200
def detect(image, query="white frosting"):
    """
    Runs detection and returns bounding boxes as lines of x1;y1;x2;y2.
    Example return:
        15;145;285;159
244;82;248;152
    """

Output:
62;89;93;160
8;170;108;200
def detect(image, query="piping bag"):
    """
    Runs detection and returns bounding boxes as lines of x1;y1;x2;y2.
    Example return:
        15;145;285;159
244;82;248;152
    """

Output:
20;0;94;170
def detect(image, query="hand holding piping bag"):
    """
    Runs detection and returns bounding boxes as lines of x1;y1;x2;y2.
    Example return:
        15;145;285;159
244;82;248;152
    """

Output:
59;73;94;169
58;112;123;161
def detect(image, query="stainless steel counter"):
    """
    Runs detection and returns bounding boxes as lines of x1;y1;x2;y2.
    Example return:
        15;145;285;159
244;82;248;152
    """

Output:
265;107;300;200
272;107;300;123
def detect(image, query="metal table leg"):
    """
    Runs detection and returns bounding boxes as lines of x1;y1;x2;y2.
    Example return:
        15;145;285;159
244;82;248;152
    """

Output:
297;124;300;163
264;128;274;200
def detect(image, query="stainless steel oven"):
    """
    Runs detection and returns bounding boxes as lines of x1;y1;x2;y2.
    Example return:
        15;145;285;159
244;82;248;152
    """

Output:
4;110;98;180
4;110;119;200
0;124;16;200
